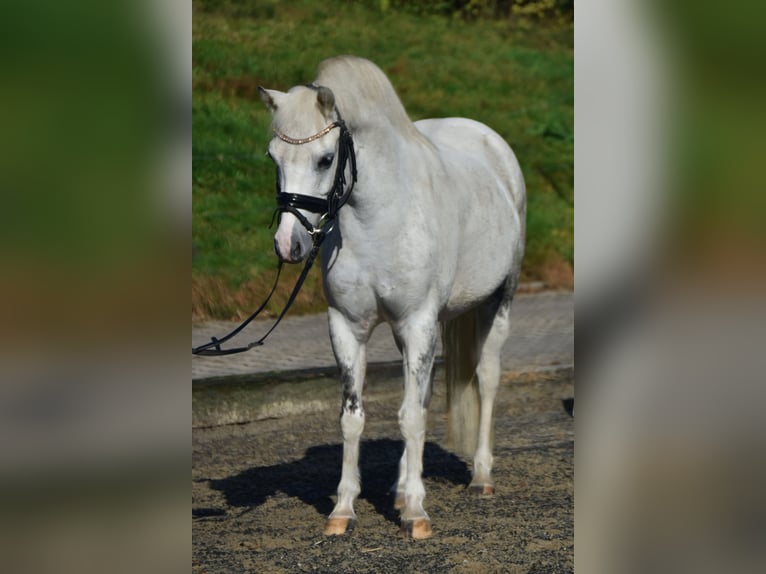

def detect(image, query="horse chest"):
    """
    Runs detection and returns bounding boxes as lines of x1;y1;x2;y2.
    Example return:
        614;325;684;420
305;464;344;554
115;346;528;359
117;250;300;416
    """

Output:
324;242;440;321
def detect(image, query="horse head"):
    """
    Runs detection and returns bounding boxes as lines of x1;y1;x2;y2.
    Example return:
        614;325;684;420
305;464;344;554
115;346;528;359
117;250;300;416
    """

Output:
259;84;345;263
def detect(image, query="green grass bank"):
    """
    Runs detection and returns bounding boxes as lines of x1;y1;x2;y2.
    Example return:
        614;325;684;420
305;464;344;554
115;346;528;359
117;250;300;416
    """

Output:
193;0;572;320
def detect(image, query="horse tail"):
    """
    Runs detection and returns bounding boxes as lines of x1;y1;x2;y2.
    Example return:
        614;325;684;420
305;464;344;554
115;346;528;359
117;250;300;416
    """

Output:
442;308;482;457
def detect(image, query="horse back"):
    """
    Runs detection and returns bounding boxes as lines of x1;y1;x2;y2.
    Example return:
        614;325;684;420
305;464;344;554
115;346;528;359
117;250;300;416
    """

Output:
414;117;526;219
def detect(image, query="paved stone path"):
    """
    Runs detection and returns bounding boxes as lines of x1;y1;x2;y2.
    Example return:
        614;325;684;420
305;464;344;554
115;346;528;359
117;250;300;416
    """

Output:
192;291;573;381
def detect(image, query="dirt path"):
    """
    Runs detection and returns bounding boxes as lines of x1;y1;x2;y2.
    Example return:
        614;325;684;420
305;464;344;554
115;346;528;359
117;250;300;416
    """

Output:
193;368;573;573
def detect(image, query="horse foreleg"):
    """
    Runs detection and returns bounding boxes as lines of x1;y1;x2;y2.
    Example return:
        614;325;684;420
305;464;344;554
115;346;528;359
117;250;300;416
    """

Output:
396;314;437;539
325;309;368;536
393;449;407;510
391;330;408;511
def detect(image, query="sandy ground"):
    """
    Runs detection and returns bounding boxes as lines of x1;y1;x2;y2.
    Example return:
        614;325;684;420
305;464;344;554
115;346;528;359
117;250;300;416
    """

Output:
192;368;573;573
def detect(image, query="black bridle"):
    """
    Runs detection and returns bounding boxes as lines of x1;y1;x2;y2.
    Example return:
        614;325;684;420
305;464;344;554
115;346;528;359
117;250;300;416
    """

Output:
272;116;357;236
192;110;357;356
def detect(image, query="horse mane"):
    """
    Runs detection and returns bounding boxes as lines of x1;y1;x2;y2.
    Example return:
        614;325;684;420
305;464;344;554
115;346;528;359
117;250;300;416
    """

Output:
315;56;428;144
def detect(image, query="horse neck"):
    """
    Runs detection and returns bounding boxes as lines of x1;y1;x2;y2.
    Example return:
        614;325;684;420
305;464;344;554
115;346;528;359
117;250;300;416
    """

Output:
344;126;429;224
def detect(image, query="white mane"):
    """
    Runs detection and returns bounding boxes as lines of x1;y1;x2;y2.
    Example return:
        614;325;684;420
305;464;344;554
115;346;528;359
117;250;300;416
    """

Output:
315;56;428;144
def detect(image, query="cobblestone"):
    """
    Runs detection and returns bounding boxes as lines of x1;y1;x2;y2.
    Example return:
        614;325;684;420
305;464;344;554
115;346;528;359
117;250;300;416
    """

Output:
192;290;573;380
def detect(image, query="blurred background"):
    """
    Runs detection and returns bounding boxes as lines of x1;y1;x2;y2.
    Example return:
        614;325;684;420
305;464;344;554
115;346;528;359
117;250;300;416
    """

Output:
0;1;189;573
576;0;766;572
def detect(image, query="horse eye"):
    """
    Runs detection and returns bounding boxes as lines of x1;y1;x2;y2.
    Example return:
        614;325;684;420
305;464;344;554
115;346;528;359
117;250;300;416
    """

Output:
317;153;334;170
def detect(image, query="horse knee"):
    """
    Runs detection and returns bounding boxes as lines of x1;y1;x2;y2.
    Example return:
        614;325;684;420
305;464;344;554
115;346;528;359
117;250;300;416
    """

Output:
340;407;365;438
398;405;426;440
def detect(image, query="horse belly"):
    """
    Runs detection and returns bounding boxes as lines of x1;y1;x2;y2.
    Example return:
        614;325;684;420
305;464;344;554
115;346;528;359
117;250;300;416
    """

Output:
442;244;514;318
415;118;524;318
441;179;520;317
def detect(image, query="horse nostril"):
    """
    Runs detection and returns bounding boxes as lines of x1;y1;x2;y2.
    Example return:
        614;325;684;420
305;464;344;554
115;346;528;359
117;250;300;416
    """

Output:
274;237;281;259
291;241;303;261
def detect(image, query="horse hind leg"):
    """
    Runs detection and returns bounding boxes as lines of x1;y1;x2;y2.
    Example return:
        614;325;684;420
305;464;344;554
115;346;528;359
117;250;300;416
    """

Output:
470;296;513;495
324;308;368;536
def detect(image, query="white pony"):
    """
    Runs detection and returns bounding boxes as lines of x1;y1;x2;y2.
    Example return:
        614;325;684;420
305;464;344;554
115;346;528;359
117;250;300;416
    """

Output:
259;56;525;539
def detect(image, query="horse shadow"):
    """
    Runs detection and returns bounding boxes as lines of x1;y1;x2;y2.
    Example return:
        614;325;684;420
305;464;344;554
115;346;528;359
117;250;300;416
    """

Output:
205;438;470;525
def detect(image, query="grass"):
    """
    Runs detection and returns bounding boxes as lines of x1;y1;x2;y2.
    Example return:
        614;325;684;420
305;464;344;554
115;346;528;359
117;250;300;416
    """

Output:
193;0;572;320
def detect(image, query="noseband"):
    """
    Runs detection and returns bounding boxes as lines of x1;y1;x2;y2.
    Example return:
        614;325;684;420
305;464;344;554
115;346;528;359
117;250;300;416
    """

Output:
273;115;357;238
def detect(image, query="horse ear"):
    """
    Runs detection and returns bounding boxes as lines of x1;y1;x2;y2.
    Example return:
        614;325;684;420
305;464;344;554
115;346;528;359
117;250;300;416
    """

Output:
316;86;335;116
258;87;283;113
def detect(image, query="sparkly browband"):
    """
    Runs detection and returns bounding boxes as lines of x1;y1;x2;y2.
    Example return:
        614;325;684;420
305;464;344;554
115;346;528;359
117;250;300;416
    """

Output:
272;122;341;145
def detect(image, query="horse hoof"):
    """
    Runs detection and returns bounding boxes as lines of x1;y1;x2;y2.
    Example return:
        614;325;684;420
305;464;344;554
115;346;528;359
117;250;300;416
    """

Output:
400;518;432;540
469;484;495;496
394;493;405;510
324;517;355;536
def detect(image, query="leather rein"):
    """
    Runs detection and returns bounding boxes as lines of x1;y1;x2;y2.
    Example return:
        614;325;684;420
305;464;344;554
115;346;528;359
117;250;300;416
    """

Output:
192;111;357;356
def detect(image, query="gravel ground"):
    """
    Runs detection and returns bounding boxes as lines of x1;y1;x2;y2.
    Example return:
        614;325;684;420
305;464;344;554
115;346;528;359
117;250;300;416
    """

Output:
193;368;574;573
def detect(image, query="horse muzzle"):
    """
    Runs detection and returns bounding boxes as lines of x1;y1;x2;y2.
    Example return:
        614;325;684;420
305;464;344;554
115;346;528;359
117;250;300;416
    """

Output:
274;214;312;263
